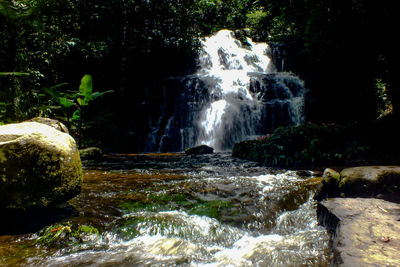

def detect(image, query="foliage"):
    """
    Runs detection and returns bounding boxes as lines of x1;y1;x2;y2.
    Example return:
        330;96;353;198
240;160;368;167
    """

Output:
233;123;374;168
0;102;8;125
1;0;399;151
0;0;31;20
36;221;99;247
255;0;399;123
41;74;113;143
233;119;400;169
375;78;393;120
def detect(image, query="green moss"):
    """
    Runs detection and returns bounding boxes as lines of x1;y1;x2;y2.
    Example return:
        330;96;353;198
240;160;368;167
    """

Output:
188;200;231;219
36;222;99;247
118;193;233;220
323;168;340;183
118;193;195;213
114;217;147;239
0;148;6;163
0;133;82;208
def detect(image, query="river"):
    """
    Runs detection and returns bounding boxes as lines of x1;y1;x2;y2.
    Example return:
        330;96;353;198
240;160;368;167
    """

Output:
0;153;331;266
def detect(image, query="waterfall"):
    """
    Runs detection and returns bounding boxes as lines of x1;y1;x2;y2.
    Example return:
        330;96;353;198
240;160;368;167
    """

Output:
145;30;306;152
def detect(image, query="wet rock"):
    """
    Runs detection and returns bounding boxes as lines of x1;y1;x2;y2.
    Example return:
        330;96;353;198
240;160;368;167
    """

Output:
0;121;82;209
26;117;69;134
317;198;400;266
314;168;342;200
79;147;103;160
185;145;214;155
295;170;315;178
315;166;400;200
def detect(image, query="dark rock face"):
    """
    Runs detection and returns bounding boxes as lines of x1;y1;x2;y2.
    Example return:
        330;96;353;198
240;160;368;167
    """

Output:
144;72;306;152
184;145;213;155
317;198;400;266
315;166;400;201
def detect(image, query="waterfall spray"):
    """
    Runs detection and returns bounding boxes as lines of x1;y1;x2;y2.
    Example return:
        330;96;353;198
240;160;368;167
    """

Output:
145;30;306;152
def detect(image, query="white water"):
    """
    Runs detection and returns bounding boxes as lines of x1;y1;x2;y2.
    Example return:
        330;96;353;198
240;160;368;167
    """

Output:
29;168;330;266
194;30;305;151
144;29;306;152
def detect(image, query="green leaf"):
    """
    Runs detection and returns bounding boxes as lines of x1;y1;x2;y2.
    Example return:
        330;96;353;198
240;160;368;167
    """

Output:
59;97;74;108
0;0;31;20
42;87;61;99
42;83;69;99
91;90;113;100
0;0;19;19
77;98;84;106
78;74;93;106
51;83;69;89
0;72;29;76
72;110;81;121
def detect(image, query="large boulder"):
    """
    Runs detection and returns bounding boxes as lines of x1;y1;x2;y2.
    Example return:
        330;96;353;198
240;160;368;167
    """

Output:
26;117;69;134
318;198;400;266
315;166;400;200
0;121;82;209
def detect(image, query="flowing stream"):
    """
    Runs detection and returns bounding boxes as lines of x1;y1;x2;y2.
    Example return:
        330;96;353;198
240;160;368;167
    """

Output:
0;154;331;266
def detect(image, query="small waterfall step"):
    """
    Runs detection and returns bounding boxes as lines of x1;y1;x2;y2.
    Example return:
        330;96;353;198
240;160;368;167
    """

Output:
145;29;306;152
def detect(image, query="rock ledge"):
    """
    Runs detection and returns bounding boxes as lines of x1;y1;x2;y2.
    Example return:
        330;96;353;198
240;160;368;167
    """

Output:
318;198;400;266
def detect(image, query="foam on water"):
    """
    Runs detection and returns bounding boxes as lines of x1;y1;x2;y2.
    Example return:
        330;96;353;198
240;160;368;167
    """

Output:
194;30;305;151
14;155;330;266
144;30;307;152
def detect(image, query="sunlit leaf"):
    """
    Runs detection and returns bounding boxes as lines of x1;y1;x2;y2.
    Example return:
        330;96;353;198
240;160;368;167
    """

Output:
78;74;93;106
59;97;74;108
72;110;81;121
77;98;84;106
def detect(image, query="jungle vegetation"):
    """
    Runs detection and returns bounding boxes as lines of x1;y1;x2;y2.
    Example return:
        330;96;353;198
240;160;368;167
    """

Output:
1;0;398;152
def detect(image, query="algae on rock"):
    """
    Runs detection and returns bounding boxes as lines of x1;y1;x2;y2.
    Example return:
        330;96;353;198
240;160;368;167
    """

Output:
0;121;82;209
315;166;400;200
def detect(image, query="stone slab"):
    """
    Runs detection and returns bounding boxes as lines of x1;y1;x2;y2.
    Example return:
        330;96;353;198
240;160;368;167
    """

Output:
318;198;400;266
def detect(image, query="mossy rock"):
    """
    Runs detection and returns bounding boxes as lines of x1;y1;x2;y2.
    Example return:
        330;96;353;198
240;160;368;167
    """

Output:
315;166;400;200
314;168;341;201
339;166;400;194
0;121;82;209
26;117;69;134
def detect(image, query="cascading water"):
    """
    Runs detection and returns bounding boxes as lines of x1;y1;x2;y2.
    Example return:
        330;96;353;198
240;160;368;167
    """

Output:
0;154;331;266
145;30;306;152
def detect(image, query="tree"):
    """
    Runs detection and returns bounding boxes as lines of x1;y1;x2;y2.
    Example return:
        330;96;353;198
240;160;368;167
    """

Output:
256;0;399;123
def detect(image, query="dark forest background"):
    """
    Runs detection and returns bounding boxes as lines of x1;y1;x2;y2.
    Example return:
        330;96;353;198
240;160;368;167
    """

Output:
1;0;398;152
